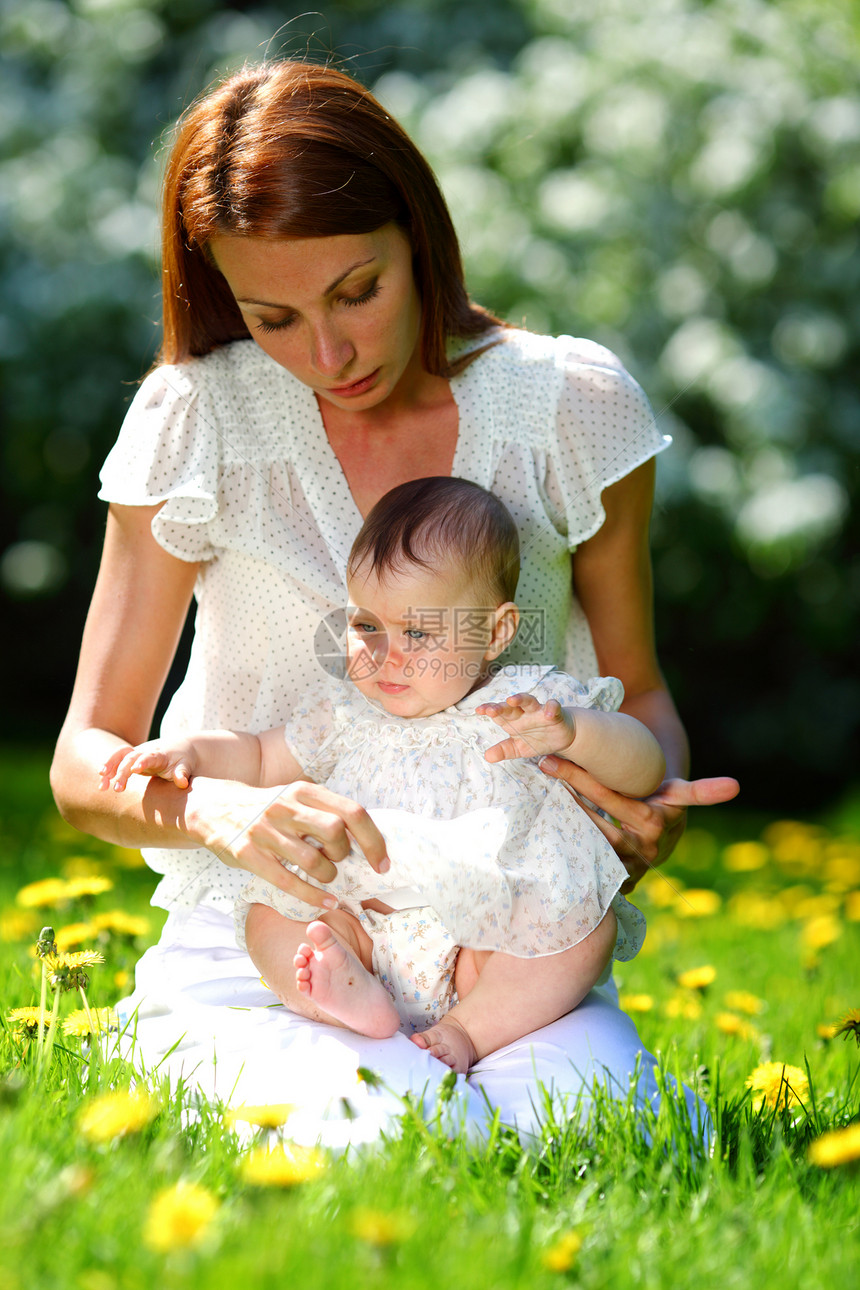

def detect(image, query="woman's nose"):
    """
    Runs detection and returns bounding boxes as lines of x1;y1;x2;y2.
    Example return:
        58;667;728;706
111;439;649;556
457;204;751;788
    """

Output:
310;320;354;377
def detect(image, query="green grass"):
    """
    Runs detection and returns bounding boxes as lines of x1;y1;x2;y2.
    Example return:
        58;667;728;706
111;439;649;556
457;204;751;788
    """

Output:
1;748;858;1289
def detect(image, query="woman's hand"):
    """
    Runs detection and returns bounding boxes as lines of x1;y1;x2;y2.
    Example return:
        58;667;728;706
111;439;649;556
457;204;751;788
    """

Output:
183;776;390;908
538;757;739;892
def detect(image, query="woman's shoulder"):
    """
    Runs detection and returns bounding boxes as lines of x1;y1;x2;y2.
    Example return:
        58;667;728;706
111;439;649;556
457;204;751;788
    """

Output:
141;340;295;401
467;327;631;376
134;342;315;459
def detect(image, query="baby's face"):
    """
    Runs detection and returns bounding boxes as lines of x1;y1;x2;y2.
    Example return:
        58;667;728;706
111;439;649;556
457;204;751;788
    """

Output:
346;559;499;718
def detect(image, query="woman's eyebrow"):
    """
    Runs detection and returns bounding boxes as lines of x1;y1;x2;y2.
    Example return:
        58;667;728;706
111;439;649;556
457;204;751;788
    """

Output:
236;256;377;307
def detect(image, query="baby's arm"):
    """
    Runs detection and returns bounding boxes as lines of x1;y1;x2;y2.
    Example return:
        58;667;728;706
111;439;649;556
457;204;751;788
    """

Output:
477;693;666;798
100;727;305;793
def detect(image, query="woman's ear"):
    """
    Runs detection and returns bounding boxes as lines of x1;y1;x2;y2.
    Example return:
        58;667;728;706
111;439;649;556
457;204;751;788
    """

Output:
484;602;519;661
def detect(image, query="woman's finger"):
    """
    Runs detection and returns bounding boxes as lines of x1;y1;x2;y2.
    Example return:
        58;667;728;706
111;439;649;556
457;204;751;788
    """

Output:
284;784;390;873
232;843;340;909
652;776;740;808
539;756;656;828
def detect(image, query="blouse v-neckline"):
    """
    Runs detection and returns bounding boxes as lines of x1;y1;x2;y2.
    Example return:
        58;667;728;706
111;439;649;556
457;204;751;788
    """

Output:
291;348;498;576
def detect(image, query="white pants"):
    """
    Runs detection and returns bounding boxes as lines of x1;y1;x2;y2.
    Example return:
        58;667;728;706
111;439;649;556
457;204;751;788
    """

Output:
117;904;710;1150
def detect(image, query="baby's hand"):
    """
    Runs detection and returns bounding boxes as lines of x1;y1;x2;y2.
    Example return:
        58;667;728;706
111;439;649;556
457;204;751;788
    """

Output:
476;693;576;764
99;740;197;793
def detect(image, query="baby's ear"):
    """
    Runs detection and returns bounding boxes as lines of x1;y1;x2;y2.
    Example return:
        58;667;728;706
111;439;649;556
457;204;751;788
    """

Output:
484;602;519;661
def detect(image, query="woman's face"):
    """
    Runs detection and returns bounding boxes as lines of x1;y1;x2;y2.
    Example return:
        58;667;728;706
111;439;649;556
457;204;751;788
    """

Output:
208;224;424;411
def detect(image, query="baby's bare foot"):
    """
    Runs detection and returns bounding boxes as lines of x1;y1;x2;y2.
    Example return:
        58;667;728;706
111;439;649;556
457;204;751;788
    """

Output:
410;1014;478;1073
293;921;400;1039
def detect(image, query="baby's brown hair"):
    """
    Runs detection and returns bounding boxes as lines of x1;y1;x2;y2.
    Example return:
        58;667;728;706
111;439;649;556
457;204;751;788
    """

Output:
347;477;520;605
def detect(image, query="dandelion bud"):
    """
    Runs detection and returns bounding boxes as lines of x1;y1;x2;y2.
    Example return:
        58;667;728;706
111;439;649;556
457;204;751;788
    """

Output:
36;927;57;958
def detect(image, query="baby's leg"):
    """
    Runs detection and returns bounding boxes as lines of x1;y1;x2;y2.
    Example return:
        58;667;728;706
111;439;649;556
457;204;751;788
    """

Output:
411;908;618;1072
245;903;399;1039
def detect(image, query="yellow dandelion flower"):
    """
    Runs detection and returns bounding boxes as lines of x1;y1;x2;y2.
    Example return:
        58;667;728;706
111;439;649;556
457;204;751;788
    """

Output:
0;908;39;941
715;1012;758;1040
807;1123;860;1169
349;1207;416;1246
745;1061;809;1111
728;892;787;930
834;1009;860;1047
844;891;860;922
762;820;819;846
78;1088;159;1142
16;878;72;909
664;992;702;1020
46;949;104;969
143;1182;219;1252
61;856;107;879
770;828;824;872
90;910;150;938
776;884;812;914
542;1231;583;1273
677;964;716;991
823;854;860;888
619;993;654;1013
675;888;722;918
63;1007;118;1038
801;915;842;952
817;1023;838;1041
239;1144;326;1187
724;990;764;1015
643;877;683;908
63;875;114;900
793;894;841;921
55;922;98;952
7;1006;53;1035
44;949;105;991
225;1104;296;1129
114;970;130;991
722;841;769;872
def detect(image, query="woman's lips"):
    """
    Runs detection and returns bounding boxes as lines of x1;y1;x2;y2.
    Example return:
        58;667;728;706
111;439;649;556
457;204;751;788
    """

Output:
327;368;380;397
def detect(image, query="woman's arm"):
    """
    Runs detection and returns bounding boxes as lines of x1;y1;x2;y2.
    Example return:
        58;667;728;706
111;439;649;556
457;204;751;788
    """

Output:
540;461;738;885
51;503;388;903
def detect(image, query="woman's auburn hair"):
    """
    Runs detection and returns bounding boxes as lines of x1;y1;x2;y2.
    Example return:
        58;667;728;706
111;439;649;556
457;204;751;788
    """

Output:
159;60;503;375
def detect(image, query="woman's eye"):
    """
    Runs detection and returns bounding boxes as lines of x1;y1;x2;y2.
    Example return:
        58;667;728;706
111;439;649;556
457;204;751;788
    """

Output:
255;315;297;334
342;281;380;308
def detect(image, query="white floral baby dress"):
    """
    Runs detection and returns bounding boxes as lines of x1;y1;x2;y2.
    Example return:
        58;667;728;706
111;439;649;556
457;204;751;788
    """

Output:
238;664;645;962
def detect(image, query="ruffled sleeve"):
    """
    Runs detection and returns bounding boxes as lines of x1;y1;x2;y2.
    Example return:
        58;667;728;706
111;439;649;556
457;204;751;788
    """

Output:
281;678;342;781
533;667;624;714
98;363;221;562
545;337;670;550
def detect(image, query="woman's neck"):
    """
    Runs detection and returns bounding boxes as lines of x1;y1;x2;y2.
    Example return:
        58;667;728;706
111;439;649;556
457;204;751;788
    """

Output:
319;376;459;518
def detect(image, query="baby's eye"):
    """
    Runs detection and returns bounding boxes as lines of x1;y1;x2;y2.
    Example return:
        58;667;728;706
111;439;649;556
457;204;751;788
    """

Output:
352;621;377;634
404;629;427;641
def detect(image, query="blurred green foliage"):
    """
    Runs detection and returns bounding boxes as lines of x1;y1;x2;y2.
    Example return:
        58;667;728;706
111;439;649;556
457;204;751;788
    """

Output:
1;0;857;808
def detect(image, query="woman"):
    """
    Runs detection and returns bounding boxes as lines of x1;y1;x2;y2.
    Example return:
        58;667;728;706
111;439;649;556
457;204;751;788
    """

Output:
50;61;736;1143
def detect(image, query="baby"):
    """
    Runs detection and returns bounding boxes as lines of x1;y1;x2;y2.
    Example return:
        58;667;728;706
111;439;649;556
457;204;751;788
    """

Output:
103;477;665;1072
